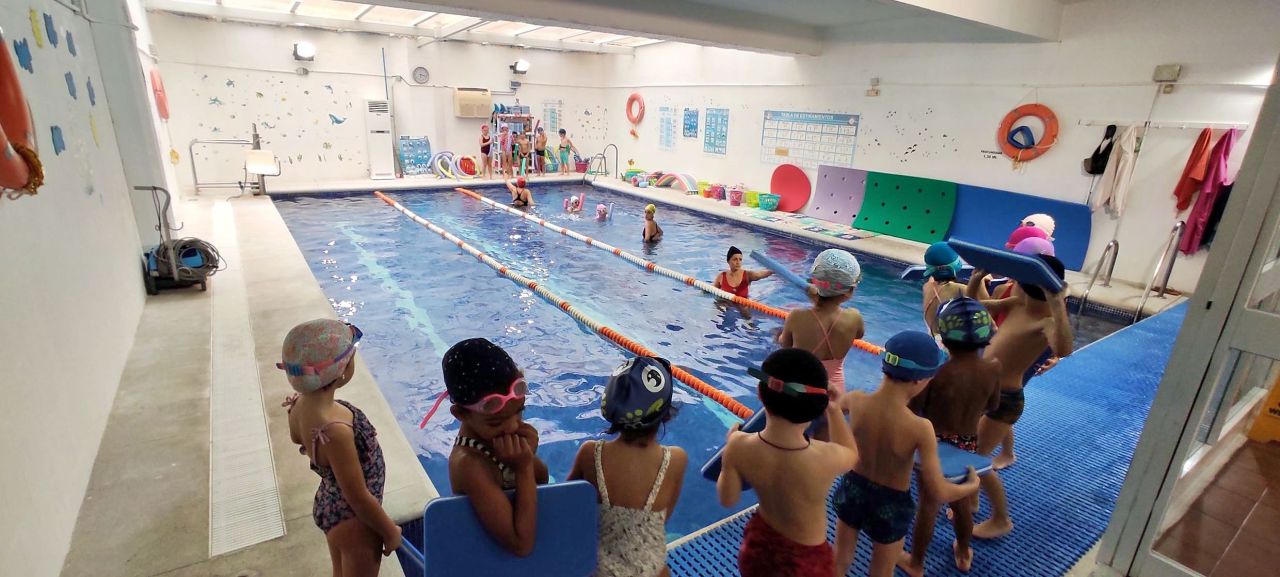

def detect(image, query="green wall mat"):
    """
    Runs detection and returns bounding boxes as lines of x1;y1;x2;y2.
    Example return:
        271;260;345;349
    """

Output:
856;172;958;243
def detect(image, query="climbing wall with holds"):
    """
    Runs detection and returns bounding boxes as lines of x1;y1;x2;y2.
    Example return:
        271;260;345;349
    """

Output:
804;166;868;226
855;172;957;243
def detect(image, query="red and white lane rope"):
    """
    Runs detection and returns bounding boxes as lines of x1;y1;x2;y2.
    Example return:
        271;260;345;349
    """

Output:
373;191;755;422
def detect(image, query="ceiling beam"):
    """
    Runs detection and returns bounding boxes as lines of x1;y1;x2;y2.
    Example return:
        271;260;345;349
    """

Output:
408;12;437;25
513;24;545;37
457;30;633;53
885;0;1062;41
352;4;376;20
147;0;447;38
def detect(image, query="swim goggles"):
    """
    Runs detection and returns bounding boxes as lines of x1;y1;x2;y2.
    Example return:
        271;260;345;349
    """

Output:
749;367;827;397
923;258;962;279
810;277;861;293
462;377;529;415
881;349;948;372
275;322;363;378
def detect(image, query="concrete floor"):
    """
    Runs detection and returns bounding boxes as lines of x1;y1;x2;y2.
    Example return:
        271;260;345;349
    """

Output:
61;193;434;577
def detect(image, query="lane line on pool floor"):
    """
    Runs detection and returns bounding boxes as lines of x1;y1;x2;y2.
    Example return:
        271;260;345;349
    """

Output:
453;187;884;356
373;190;755;420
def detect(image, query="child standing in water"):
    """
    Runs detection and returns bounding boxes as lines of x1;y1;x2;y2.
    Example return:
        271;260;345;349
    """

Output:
642;204;664;243
713;246;773;298
568;356;688;577
558;128;579;175
480;124;493;180
833;330;981;577
719;348;859;577
899;298;1001;575
921;242;967;336
279;319;400;577
443;338;550;556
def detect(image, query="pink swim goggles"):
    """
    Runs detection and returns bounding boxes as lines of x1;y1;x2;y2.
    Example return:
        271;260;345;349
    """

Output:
420;376;528;429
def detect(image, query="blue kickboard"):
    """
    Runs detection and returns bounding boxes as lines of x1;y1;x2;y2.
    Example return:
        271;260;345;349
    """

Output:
915;442;993;482
948;184;1091;271
749;251;808;290
947;240;1064;293
700;410;768;489
422;481;597;577
900;264;975;283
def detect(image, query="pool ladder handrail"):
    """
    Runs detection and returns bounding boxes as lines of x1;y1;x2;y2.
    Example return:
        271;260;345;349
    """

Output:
1074;239;1120;329
585;144;618;182
1133;221;1186;324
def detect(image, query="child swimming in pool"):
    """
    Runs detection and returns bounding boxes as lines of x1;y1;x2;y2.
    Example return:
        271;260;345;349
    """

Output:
558;129;579;176
713;246;772;298
567;356;688;577
642;204;663;242
899;298;1001;575
834;330;981;577
507;177;533;208
964;254;1072;540
480;124;493;180
718;348;858;577
596;203;611;221
443;338;550;556
566;195;583;213
279;319;400;577
779;248;863;440
921;242;967;336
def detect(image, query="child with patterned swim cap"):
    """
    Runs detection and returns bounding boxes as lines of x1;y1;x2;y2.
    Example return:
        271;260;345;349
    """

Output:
442;338;549;556
779;248;864;440
900;299;1002;575
567;356;688;577
833;331;981;577
278;319;400;576
719;348;858;577
921;242;967;336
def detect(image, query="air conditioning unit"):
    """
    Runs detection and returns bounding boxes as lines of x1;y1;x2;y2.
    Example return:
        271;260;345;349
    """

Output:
454;88;492;118
364;100;395;180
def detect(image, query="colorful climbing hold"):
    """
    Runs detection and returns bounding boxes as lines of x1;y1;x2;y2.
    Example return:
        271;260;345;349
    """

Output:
29;10;44;48
13;38;33;73
64;72;76;99
50;126;65;155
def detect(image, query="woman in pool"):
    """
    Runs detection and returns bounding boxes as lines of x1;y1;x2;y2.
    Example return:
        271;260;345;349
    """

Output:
479;124;493;180
507;177;533;208
714;246;774;299
558;129;580;176
642;204;663;242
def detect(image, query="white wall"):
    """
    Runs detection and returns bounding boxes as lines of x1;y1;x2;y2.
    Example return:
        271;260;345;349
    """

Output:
0;0;145;575
147;11;614;189
602;0;1279;291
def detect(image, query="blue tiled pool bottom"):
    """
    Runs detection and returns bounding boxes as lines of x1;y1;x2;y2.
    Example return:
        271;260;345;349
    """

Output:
668;303;1188;577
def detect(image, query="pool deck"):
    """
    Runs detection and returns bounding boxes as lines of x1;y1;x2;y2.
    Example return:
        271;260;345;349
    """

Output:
60;193;435;577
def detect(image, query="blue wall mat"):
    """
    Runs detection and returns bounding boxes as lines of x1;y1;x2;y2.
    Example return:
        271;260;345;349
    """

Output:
422;481;598;577
948;184;1092;271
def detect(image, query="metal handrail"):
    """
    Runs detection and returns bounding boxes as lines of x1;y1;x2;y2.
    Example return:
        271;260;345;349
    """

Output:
189;138;251;192
1075;239;1119;329
1134;221;1186;323
601;143;619;179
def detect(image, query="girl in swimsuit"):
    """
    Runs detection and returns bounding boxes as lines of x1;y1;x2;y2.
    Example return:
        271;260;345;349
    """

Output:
280;319;401;575
714;246;773;299
557;128;579;175
480;124;493;180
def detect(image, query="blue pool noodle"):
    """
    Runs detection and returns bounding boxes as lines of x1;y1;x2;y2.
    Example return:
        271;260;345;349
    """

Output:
749;251;808;290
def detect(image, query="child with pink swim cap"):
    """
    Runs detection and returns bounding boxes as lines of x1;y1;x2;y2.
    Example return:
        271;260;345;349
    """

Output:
1004;225;1048;250
278;319;401;575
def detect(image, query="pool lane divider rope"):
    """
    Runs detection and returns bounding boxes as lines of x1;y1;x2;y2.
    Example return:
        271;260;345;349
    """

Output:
372;191;755;421
454;187;884;356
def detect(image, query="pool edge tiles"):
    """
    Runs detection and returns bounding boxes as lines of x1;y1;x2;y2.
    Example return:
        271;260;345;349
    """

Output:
666;302;1189;577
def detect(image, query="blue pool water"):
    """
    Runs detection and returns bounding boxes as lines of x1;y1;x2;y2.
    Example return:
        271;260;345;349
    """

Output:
275;184;1121;538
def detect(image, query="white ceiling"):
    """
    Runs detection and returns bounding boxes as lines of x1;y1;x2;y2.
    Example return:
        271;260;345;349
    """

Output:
681;0;921;28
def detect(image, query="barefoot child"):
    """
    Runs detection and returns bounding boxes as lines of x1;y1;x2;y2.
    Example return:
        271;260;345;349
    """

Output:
443;338;550;556
480;124;493;179
718;348;858;577
558;128;580;175
833;331;981;577
921;242;967;335
279;320;401;577
965;255;1073;540
568;356;688;577
642;204;664;242
899;299;1001;576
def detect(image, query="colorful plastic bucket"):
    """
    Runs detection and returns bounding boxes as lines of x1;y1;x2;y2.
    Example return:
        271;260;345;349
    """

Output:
758;193;781;211
745;191;760;207
728;189;744;206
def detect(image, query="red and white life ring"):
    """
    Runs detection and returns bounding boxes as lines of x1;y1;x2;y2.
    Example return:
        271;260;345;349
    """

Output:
626;93;645;125
0;28;42;196
150;68;170;121
997;103;1058;162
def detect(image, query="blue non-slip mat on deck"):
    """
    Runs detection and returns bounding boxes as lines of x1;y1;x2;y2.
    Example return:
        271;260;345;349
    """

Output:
669;303;1188;577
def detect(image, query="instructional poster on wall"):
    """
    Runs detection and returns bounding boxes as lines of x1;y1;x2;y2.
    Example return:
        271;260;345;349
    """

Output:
683;108;699;138
760;110;859;169
704;107;729;155
543;100;563;133
658;106;676;151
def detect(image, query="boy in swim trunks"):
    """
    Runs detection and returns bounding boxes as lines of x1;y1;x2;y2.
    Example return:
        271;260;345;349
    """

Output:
533;127;547;176
921;242;967;336
444;338;550;556
899;298;1001;576
834;331;980;577
779;249;863;440
718;348;858;577
964;254;1073;539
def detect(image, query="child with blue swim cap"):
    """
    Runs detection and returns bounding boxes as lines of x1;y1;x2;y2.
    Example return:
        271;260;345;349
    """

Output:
834;330;980;577
922;242;967;336
901;298;1002;575
568;356;687;577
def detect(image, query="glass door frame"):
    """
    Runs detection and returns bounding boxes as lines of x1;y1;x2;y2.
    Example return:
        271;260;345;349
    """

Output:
1096;56;1280;577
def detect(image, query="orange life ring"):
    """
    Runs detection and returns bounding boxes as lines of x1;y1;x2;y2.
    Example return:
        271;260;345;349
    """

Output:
626;93;644;125
0;28;42;195
998;103;1058;162
150;69;170;121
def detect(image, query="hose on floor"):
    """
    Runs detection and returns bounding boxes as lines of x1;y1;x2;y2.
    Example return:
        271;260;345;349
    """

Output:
154;237;226;281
